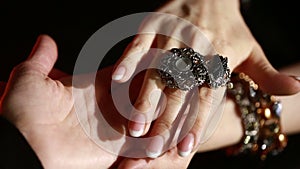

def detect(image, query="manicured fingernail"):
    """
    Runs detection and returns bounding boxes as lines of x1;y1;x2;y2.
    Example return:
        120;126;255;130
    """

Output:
290;75;300;81
128;114;145;137
153;105;161;119
178;133;194;157
146;135;164;158
112;66;126;81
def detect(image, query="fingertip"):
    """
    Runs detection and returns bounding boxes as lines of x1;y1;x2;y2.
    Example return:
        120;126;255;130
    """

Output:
129;129;144;138
146;135;164;158
177;133;194;157
112;65;126;82
291;75;300;81
29;34;58;60
235;56;300;95
178;151;191;158
112;34;155;83
27;34;58;75
128;113;145;137
280;74;300;94
146;150;161;159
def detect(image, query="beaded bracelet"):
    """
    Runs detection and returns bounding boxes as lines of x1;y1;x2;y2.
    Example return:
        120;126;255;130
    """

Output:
226;72;287;160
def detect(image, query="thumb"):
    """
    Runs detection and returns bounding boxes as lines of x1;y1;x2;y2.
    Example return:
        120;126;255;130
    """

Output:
27;34;58;75
235;45;300;95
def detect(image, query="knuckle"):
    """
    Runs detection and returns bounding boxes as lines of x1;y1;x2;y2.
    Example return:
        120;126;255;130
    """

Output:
134;99;152;112
198;87;213;106
192;118;205;134
164;89;187;104
155;120;173;133
120;57;135;67
130;37;148;53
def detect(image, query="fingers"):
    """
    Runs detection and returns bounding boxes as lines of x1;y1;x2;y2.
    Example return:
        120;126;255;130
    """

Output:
26;34;58;76
112;34;156;82
112;13;163;82
176;87;213;157
127;36;184;137
235;45;300;95
118;148;194;169
145;88;190;158
279;62;300;84
128;69;165;137
112;12;190;83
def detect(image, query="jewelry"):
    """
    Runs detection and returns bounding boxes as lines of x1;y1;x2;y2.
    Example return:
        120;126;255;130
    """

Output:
158;48;230;90
226;72;287;160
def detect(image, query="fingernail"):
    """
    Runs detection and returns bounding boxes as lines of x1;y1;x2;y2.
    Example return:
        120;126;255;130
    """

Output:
153;105;161;120
290;75;300;81
178;133;194;157
128;114;145;137
146;135;164;158
112;66;126;81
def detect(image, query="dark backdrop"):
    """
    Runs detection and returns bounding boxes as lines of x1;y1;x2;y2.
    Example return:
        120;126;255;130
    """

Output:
0;0;299;169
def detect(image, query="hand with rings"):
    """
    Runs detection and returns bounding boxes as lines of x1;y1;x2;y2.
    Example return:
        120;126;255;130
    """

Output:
112;0;300;168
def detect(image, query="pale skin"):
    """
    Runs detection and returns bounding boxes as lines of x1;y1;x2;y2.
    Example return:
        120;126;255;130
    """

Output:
0;35;299;169
118;64;300;169
0;35;199;169
0;1;299;169
0;35;119;169
0;35;205;169
112;0;300;160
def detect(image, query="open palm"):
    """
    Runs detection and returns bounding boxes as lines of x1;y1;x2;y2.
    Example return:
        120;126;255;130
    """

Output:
0;35;125;169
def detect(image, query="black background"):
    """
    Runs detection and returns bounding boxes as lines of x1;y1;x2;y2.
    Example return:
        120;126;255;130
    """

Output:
0;0;299;169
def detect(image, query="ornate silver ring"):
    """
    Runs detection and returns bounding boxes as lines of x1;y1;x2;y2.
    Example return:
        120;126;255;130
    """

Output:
158;48;231;91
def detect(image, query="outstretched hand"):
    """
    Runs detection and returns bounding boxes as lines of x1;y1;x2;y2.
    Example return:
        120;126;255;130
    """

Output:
110;0;300;168
0;35;122;169
0;34;199;169
111;0;300;162
113;0;300;95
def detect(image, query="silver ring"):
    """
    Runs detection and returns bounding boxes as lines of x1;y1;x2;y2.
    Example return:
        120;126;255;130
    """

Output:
158;48;230;91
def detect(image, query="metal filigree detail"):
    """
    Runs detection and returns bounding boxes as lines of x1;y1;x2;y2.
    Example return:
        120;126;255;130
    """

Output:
226;73;287;160
158;48;230;90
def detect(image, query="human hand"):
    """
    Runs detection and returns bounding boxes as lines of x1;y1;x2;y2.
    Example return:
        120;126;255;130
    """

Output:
111;0;300;159
118;148;196;169
0;35;122;169
113;0;300;94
